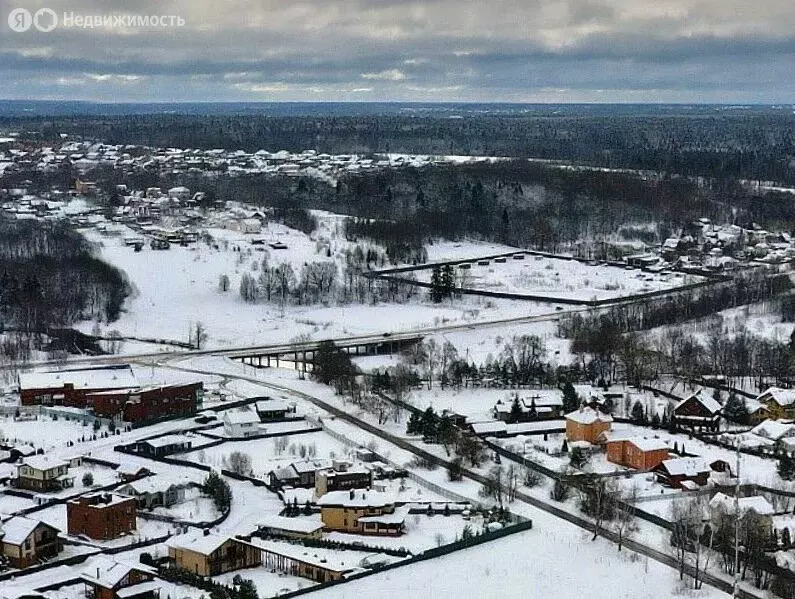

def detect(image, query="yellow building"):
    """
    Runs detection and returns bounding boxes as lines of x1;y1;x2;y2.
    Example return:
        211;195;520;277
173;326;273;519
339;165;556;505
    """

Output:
757;387;795;420
166;534;261;576
317;489;406;536
564;407;612;444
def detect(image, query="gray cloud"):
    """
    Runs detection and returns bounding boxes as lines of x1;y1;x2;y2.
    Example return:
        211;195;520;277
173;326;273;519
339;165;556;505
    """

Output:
0;0;793;101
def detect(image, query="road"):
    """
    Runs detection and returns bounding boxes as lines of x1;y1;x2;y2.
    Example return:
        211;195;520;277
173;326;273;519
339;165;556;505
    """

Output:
166;358;759;599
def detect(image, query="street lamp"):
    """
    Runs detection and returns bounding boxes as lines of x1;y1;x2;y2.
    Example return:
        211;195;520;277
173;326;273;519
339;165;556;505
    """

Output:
733;439;742;598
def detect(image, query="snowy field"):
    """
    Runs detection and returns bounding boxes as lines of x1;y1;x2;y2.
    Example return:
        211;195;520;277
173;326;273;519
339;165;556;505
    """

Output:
75;218;565;351
412;254;706;301
313;516;730;599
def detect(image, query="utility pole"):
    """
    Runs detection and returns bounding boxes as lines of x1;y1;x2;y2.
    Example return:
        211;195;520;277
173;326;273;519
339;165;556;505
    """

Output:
733;440;741;598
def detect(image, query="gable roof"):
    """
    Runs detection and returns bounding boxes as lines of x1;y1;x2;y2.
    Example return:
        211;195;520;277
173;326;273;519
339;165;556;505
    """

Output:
750;419;795;441
80;556;154;589
166;533;230;556
659;457;710;477
710;492;774;516
0;517;57;546
675;390;721;416
759;387;795;408
223;407;260;425
19;455;69;472
565;407;612;425
626;437;669;452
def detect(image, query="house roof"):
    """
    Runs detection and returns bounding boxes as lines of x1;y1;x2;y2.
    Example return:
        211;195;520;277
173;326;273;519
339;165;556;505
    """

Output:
676;391;722;416
659;457;710;477
0;517;55;546
166;533;231;555
142;435;191;449
223;407;261;425
80;556;154;589
358;506;410;525
18;365;138;392
760;387;795;408
710;492;774;516
256;399;291;413
750;419;795;441
317;489;395;509
258;515;324;534
564;407;612;425
625;437;669;452
19;455;69;472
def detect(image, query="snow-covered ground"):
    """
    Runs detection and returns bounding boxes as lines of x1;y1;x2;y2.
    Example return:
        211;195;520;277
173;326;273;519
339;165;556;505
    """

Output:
411;254;705;301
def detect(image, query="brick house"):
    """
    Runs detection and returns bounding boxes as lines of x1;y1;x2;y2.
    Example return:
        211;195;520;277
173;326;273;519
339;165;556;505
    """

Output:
672;391;722;432
86;383;203;424
564;407;612;444
18;365;138;407
0;517;62;568
15;456;74;492
606;437;670;470
317;489;407;536
67;493;137;540
80;556;160;599
655;457;712;489
314;461;372;497
167;534;261;577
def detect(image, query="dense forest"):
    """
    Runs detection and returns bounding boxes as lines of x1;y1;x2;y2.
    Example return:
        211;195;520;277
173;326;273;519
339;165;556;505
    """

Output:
13;110;795;183
0;219;130;337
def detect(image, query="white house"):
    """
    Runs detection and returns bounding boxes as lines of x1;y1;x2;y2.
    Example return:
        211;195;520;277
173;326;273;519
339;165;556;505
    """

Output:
223;407;261;438
240;218;262;234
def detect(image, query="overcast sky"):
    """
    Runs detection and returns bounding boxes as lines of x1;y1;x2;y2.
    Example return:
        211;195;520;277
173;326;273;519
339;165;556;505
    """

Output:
1;0;793;103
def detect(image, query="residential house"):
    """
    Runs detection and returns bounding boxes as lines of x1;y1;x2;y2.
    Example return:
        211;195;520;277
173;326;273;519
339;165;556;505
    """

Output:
758;387;795;420
15;456;73;492
709;492;775;520
223;408;260;438
115;463;151;482
167;534;261;576
255;399;295;421
257;516;324;540
136;435;192;458
493;392;563;422
0;517;62;568
672;391;722;432
67;493;137;540
267;459;333;490
315;461;372;497
606;437;669;470
117;476;192;510
254;538;354;583
80;556;160;599
317;489;407;536
655;457;712;489
564;407;612;444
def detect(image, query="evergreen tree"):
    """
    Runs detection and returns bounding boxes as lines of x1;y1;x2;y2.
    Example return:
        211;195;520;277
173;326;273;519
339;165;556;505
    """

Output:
630;401;646;423
779;455;795;481
723;392;750;425
429;266;444;303
562;381;580;413
406;411;422;435
509;395;523;423
420;407;439;441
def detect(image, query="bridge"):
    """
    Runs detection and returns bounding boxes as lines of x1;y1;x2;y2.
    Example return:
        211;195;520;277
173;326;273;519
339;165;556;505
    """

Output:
228;332;425;372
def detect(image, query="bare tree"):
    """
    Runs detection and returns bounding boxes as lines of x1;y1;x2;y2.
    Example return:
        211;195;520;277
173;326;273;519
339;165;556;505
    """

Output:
226;451;252;475
612;484;638;551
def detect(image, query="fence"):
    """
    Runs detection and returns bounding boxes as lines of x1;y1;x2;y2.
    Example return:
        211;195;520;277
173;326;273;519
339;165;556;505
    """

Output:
273;520;534;599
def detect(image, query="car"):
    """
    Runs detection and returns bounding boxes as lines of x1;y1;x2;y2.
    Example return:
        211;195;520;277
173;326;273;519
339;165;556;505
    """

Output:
382;332;392;337
555;306;564;311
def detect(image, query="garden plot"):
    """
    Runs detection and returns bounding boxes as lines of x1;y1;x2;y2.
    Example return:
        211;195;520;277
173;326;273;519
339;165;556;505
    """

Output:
414;254;706;302
151;486;219;522
213;564;314;597
0;413;93;451
183;431;351;477
326;512;481;553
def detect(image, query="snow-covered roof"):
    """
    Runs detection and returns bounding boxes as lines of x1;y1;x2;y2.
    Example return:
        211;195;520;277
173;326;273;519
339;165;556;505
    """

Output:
358;506;410;525
258;515;324;534
141;434;192;449
223;407;261;425
20;455;69;472
676;390;721;416
317;489;395;509
750;419;795;441
470;421;507;435
18;365;138;391
256;399;291;413
0;516;53;546
564;407;612;425
710;492;774;516
659;457;710;477
249;538;359;574
760;387;795;408
625;437;669;452
80;556;154;589
166;533;231;555
116;462;149;477
116;581;162;599
0;587;45;599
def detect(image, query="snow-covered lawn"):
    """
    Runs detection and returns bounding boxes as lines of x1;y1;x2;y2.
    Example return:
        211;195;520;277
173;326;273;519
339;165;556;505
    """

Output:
410;253;706;301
